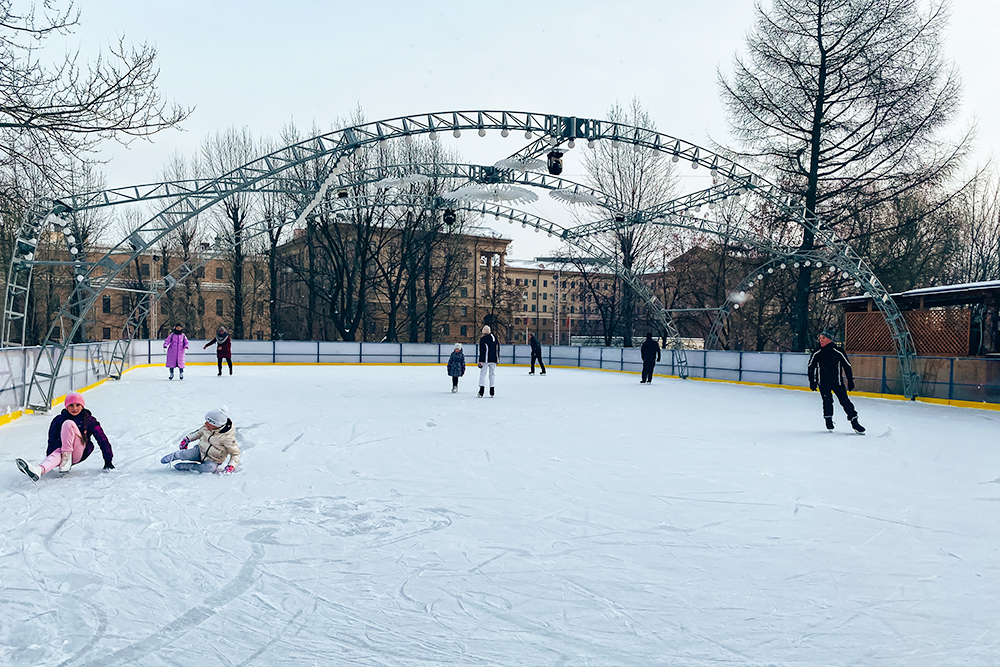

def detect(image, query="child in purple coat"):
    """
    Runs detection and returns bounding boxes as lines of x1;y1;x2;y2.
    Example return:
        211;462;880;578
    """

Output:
16;392;115;481
163;323;189;380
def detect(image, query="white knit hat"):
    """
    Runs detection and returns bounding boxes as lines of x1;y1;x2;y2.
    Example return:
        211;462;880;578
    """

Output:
205;406;229;428
454;342;463;349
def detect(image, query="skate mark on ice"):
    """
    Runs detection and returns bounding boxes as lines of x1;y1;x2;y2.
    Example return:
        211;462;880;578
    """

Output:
53;599;109;667
484;449;491;463
281;433;304;452
43;513;71;553
79;527;273;667
799;504;963;535
653;493;781;508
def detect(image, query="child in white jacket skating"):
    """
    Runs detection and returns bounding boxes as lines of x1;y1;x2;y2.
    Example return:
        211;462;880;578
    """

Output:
160;407;240;473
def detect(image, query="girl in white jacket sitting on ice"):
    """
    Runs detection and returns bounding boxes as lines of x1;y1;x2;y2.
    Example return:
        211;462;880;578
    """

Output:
160;407;240;473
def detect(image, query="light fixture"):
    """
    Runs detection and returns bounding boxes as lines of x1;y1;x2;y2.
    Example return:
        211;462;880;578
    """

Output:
501;128;509;138
453;128;461;138
793;262;800;268
587;139;595;148
525;129;533;139
429;131;438;141
671;155;679;163
568;139;575;148
547;151;564;175
478;128;486;137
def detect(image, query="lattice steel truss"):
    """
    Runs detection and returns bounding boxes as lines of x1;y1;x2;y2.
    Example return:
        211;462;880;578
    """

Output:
3;110;919;409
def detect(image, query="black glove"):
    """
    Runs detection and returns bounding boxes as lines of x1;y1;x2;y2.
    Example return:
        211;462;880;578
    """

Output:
847;380;855;391
103;461;115;470
809;383;817;391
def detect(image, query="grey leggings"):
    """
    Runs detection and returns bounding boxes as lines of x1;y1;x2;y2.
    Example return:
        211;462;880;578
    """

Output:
170;446;220;473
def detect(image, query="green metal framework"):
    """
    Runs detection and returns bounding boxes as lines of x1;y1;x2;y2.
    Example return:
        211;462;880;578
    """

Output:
2;110;919;409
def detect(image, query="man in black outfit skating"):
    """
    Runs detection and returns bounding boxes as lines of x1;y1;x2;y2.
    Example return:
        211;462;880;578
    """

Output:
640;332;661;384
807;329;865;433
528;333;545;375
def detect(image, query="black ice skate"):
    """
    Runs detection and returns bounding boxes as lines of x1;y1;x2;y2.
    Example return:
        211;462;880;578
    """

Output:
851;418;866;434
825;417;834;430
478;386;484;398
489;387;495;397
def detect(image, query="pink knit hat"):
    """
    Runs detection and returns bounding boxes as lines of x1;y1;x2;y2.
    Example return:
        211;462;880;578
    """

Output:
65;392;85;408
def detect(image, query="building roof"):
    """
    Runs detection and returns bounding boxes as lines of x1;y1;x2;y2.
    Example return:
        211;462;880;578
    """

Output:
832;279;1000;309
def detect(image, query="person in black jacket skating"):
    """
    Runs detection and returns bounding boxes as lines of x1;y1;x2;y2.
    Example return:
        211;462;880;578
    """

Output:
477;325;500;397
528;333;545;375
808;329;865;433
640;332;661;384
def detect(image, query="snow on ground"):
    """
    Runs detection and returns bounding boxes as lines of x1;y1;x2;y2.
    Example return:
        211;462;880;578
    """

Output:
1;364;998;666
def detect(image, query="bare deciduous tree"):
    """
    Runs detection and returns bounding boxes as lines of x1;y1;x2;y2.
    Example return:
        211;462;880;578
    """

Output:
719;0;970;350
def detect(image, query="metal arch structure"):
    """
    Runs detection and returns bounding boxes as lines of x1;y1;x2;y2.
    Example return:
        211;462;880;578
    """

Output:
3;109;919;408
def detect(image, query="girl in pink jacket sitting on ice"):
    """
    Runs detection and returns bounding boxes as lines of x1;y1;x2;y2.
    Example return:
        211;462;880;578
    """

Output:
16;392;115;481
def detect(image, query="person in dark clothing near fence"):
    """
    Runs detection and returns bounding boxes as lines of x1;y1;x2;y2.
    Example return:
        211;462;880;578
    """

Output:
204;326;233;376
528;333;546;375
640;332;661;384
477;325;500;397
808;329;865;434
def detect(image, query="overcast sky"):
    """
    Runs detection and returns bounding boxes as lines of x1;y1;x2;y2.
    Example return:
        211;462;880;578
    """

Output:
70;0;999;259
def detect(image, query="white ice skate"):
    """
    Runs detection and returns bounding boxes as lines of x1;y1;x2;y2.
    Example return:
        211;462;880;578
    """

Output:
58;450;73;473
17;458;42;482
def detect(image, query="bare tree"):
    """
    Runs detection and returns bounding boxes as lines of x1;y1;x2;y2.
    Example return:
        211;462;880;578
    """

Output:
0;1;190;182
719;0;970;350
581;99;678;346
201;127;260;339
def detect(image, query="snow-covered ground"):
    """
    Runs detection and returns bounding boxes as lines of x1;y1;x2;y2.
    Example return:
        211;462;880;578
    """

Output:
2;364;998;666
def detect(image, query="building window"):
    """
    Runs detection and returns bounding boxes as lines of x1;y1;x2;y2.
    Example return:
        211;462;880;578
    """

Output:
215;266;224;280
523;305;528;311
461;287;468;298
571;306;575;313
532;292;536;299
480;275;486;284
561;281;566;288
216;299;224;316
542;305;547;312
532;279;536;286
121;295;129;313
531;305;536;312
461;306;468;316
506;278;512;285
196;266;205;278
543;280;548;287
460;325;467;337
542;293;547;300
461;267;468;279
160;303;166;315
141;263;150;277
102;295;110;313
515;278;521;286
102;327;111;339
442;324;450;335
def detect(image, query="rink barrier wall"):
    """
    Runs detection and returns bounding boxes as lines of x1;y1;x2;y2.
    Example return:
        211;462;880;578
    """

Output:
127;340;1000;410
0;342;117;421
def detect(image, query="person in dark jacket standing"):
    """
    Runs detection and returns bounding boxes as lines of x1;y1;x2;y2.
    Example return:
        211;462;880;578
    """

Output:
808;329;865;433
16;392;115;481
477;325;500;397
640;332;661;384
446;343;466;393
528;333;546;375
204;326;233;376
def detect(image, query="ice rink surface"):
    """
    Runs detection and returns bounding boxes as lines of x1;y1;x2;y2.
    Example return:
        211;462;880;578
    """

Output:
1;364;998;666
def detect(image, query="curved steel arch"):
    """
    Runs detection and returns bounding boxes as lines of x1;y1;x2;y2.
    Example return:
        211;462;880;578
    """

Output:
4;109;918;408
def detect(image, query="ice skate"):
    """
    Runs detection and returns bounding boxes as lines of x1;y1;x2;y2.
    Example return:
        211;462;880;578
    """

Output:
17;458;41;482
179;369;184;380
451;386;458;393
478;386;484;398
540;371;545;375
160;452;176;464
851;418;866;434
168;370;174;380
58;450;73;474
489;387;495;398
825;417;835;430
529;371;535;375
